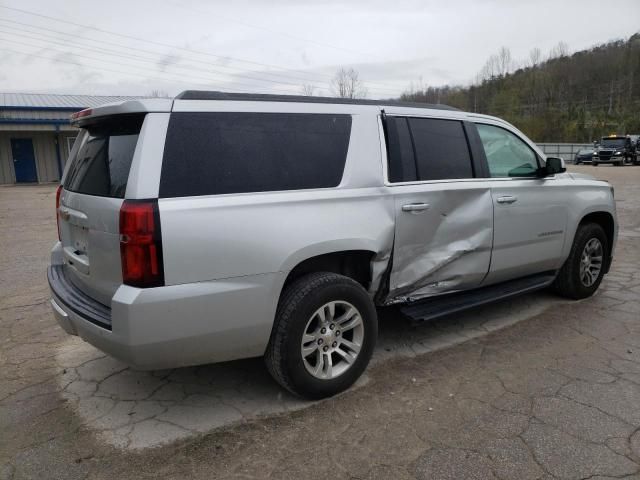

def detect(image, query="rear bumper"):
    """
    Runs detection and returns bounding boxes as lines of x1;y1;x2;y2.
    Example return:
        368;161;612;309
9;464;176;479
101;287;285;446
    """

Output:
48;264;112;330
48;244;285;369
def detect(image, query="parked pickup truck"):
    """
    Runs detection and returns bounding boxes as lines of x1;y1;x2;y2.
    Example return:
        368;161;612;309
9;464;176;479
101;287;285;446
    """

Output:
48;91;618;399
593;135;637;166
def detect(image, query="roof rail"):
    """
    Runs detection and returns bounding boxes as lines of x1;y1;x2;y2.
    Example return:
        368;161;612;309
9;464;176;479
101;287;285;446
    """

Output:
175;90;459;111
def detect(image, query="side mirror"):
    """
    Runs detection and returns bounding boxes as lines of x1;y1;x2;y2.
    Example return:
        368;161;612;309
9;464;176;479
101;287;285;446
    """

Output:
544;157;566;175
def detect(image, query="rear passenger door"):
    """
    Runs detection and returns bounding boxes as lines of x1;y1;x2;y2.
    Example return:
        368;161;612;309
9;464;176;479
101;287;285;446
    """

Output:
384;115;494;302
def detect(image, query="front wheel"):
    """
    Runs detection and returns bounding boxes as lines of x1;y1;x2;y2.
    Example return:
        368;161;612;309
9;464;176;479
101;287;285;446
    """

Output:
592;161;599;166
265;272;377;399
553;223;608;299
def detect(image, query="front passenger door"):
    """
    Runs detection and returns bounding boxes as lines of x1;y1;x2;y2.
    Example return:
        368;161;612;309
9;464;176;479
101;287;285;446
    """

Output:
475;123;568;285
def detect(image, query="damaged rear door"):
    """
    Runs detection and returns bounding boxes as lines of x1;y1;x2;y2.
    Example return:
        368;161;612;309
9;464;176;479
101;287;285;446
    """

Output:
383;115;493;302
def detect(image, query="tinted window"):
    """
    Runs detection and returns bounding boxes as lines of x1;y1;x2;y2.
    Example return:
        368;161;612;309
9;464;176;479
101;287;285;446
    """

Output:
386;117;417;182
476;124;538;177
160;113;351;197
408;118;473;180
64;115;144;198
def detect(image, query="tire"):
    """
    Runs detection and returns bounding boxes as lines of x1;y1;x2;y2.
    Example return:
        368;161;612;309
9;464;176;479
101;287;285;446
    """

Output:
265;272;377;399
592;161;598;166
553;223;608;300
614;161;622;167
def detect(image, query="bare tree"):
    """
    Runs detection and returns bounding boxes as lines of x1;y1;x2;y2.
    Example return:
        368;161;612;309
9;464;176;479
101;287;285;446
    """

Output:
548;41;569;59
146;89;170;98
496;47;513;77
529;47;541;68
481;55;497;81
300;84;316;96
330;68;367;99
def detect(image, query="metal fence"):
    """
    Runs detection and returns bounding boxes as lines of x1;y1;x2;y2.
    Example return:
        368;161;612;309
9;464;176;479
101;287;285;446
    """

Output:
537;143;594;162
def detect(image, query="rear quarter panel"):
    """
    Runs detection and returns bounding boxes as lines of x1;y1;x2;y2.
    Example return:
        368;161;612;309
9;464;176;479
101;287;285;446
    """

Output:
159;188;395;285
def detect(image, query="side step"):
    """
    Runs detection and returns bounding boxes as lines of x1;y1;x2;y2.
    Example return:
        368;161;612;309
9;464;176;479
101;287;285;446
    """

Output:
399;272;556;323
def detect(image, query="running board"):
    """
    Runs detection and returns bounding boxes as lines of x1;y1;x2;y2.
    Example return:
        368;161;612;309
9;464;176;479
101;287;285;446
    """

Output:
399;272;556;323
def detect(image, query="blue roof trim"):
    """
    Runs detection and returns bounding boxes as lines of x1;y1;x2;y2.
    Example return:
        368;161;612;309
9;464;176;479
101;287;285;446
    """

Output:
0;118;71;125
0;106;82;112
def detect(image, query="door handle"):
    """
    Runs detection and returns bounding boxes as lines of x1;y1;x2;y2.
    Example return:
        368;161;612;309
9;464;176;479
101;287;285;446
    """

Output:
402;203;430;212
496;195;518;204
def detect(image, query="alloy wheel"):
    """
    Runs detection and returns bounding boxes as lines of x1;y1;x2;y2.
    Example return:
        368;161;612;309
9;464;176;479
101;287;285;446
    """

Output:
579;237;603;287
300;301;364;380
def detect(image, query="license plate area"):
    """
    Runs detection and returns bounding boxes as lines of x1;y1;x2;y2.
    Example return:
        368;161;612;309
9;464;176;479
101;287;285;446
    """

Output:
59;205;91;274
69;224;89;256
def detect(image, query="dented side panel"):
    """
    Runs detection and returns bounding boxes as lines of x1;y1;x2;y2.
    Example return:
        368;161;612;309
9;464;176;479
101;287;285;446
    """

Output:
385;182;494;303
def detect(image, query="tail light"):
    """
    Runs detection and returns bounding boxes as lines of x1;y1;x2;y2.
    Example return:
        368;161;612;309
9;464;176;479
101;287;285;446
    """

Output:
70;108;92;121
55;184;62;241
119;200;164;288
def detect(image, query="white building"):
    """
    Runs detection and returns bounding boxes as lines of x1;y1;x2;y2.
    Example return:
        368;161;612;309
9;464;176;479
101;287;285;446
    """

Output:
0;93;141;184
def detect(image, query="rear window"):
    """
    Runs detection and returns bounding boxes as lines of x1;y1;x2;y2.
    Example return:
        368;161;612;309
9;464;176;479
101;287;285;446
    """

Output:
63;114;145;198
159;112;352;198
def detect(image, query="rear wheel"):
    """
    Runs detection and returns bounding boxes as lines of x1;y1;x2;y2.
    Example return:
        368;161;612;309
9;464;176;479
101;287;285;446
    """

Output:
265;272;377;399
553;223;608;299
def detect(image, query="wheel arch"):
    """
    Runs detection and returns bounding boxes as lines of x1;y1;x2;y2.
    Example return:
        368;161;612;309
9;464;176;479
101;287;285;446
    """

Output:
577;211;616;273
282;249;378;293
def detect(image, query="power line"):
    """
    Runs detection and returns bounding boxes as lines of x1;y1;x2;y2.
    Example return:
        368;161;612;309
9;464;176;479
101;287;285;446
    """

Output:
164;0;386;63
161;0;409;91
0;47;291;95
0;18;401;97
0;17;329;87
0;5;321;78
0;29;310;91
0;4;402;95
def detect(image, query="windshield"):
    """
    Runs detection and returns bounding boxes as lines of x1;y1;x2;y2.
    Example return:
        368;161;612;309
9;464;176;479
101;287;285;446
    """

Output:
63;114;145;198
577;149;593;154
600;138;625;148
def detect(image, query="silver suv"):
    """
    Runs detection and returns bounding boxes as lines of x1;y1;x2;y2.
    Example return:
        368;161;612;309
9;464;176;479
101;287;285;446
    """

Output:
48;91;617;399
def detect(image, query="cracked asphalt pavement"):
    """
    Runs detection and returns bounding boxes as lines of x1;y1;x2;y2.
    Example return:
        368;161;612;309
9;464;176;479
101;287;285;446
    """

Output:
1;165;640;479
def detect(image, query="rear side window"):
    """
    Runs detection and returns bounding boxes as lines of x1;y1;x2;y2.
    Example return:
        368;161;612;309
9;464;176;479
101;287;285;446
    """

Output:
408;118;473;181
386;117;417;183
386;116;473;182
63;114;145;198
159;113;352;198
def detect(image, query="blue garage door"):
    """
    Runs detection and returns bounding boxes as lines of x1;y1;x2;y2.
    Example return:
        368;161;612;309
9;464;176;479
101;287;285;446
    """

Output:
11;138;38;183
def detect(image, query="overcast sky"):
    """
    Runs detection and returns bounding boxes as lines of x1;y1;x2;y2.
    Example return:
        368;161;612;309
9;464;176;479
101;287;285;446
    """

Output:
0;0;639;98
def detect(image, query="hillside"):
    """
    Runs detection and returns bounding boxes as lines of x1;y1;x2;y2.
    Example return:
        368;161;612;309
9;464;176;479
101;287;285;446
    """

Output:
400;34;640;143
